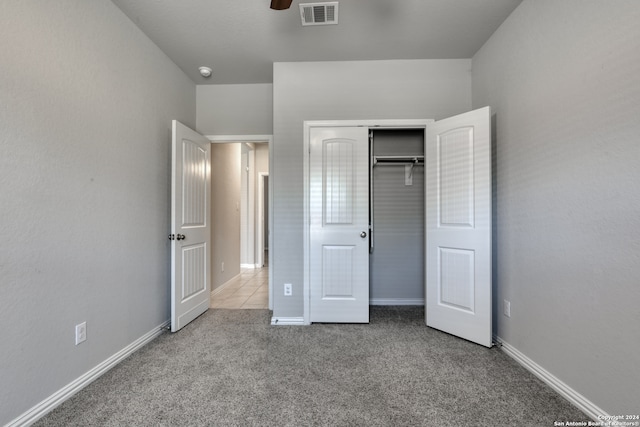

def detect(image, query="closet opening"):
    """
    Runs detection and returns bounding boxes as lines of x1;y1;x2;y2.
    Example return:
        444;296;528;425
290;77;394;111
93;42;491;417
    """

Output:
302;109;491;346
369;129;426;307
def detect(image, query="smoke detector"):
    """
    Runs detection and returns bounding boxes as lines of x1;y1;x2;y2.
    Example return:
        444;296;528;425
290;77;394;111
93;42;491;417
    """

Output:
198;66;213;78
299;2;338;26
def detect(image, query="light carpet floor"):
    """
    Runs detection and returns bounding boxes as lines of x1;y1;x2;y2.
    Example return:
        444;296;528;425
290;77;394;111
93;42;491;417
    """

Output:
35;307;588;426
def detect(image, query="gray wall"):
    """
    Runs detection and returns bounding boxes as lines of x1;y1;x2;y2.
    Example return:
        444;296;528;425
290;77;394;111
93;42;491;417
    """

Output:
196;84;273;135
210;144;242;290
472;0;640;414
0;1;195;424
272;59;472;318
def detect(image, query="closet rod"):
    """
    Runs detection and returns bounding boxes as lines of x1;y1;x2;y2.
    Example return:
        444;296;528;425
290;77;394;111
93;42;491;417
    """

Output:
373;155;424;165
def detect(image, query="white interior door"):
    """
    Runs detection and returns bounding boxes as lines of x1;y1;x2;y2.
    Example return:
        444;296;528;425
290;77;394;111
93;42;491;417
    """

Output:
309;127;370;323
425;107;492;347
171;120;211;332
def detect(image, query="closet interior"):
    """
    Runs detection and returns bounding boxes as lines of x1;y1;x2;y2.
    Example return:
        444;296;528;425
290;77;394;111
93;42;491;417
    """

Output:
369;129;425;305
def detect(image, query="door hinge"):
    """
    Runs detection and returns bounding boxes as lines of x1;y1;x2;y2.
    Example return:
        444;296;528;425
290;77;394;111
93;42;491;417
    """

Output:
168;234;175;240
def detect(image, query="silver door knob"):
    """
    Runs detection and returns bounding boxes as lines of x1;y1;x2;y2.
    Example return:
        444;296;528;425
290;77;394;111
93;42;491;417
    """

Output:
176;234;186;241
360;231;367;238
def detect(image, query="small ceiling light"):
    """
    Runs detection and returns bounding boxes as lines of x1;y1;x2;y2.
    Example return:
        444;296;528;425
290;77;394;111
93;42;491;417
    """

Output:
199;66;213;78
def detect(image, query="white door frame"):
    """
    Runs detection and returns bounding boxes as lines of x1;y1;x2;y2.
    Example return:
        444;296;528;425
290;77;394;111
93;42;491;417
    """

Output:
257;172;269;269
240;144;256;268
303;120;432;325
207;134;273;310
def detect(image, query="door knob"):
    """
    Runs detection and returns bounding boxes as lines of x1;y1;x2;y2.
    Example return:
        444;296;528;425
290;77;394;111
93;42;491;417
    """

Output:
176;234;186;241
360;231;367;238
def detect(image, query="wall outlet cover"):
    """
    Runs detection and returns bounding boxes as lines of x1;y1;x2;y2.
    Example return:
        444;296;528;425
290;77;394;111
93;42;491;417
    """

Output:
504;300;511;318
75;322;87;345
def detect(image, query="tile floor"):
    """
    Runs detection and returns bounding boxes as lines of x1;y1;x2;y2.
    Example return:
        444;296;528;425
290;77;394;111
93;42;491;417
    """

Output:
211;266;269;309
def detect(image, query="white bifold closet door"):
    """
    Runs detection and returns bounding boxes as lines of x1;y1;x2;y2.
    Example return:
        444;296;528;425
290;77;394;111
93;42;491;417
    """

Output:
425;107;492;347
307;107;492;348
309;127;370;323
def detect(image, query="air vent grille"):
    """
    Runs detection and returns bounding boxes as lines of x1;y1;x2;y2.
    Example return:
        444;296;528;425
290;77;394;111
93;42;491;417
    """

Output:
300;2;339;26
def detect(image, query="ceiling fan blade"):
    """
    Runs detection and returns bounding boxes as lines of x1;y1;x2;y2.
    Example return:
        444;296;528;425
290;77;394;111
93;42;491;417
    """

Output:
270;0;293;10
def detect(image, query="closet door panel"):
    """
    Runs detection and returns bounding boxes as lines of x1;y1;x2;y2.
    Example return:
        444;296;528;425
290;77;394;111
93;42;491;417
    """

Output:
309;127;370;323
426;107;492;347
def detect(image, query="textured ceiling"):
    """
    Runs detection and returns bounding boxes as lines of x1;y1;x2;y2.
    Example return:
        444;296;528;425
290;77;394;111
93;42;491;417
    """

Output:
111;0;522;84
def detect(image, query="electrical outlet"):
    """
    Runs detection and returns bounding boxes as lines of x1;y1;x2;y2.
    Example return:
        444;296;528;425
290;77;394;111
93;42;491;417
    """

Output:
221;261;225;272
75;322;87;345
504;300;511;318
284;283;292;296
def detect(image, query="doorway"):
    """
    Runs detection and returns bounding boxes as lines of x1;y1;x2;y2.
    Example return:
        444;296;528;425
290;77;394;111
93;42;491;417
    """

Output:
370;129;425;306
208;136;272;310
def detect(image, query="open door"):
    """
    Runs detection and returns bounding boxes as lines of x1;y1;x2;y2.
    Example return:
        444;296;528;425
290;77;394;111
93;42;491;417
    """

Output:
425;107;492;347
171;120;211;332
309;127;370;323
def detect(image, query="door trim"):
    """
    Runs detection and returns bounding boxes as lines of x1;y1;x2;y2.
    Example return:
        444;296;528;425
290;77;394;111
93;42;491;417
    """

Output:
257;172;269;269
303;120;432;325
206;134;273;144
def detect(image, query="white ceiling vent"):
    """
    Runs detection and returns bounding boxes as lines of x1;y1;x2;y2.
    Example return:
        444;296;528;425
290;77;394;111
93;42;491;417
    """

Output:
300;2;338;26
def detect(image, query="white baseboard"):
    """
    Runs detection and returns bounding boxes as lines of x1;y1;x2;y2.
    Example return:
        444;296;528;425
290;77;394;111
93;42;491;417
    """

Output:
494;335;608;421
370;298;425;306
7;320;170;427
271;316;305;326
211;273;241;296
240;263;260;269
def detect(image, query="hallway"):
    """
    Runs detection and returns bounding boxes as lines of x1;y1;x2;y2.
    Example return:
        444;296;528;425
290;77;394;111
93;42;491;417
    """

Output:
210;266;269;309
